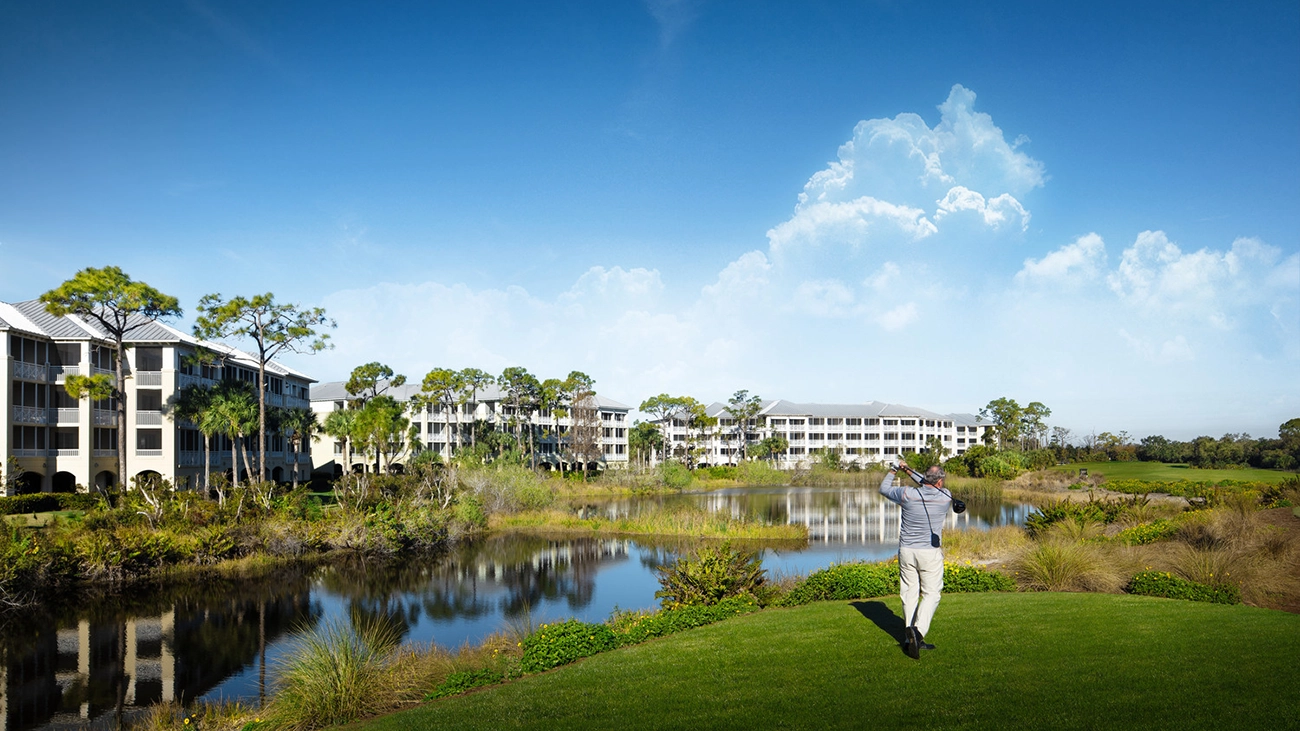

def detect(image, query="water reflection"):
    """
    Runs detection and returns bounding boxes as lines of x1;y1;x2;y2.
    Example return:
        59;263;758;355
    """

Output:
1;486;1029;728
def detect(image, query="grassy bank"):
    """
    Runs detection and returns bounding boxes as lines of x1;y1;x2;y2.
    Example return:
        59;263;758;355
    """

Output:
354;593;1299;731
489;504;809;541
1051;461;1293;484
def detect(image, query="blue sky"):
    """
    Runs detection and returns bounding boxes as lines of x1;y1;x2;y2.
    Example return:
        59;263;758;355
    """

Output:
2;1;1297;440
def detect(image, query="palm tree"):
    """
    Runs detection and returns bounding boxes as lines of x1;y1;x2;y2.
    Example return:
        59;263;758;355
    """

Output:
280;407;319;490
165;384;214;493
322;407;358;477
210;381;258;490
458;368;494;448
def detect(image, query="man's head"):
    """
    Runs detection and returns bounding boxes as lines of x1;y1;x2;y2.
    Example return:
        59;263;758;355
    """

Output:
924;466;945;487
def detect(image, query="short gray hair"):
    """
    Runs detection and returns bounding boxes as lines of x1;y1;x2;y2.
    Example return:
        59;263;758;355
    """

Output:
924;466;946;483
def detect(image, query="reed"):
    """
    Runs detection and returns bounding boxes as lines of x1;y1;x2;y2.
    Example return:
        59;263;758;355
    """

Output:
491;504;809;541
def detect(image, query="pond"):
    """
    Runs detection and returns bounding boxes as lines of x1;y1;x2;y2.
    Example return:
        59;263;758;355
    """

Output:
0;486;1031;730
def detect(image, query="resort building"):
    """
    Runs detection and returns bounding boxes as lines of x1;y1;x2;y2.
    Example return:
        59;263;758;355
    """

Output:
1;299;315;494
308;380;631;475
653;399;993;469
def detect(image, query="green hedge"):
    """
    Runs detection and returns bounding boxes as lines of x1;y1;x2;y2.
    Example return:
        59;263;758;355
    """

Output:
1127;571;1240;605
1103;479;1271;499
611;597;760;645
0;493;101;516
780;560;1014;606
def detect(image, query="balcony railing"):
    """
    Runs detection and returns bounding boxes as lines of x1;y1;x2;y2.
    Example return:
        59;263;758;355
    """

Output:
56;448;79;457
13;361;46;381
52;364;80;381
93;449;115;458
179;452;203;467
135;449;163;458
93;409;117;426
92;366;114;378
12;406;48;424
13;449;43;457
56;408;80;424
136;371;163;387
136;411;163;426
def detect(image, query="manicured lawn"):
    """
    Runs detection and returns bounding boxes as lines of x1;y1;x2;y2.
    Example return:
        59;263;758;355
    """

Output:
3;510;83;527
354;593;1299;730
1051;461;1294;484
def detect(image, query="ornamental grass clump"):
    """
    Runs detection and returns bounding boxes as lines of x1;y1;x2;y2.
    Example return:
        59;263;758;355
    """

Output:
262;616;402;730
1011;542;1123;593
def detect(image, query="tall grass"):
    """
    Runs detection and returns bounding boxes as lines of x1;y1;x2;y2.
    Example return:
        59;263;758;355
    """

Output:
945;476;1004;501
263;616;403;730
1010;542;1124;593
941;525;1028;561
492;504;809;541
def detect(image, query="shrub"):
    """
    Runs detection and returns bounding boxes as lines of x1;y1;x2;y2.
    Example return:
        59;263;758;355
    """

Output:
1111;519;1179;546
656;461;693;490
654;542;766;608
1025;494;1136;536
609;596;760;645
780;561;900;606
428;668;504;698
736;461;787;485
701;465;737;480
519;620;619;673
0;492;101;515
942;563;1015;593
976;456;1019;480
453;495;487;529
1127;570;1240;604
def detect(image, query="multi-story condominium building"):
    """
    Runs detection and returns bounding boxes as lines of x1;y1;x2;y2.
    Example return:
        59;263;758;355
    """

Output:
308;381;631;475
2;299;314;495
654;399;993;469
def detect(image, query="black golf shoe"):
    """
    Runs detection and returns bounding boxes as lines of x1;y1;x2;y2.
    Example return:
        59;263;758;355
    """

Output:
905;627;921;659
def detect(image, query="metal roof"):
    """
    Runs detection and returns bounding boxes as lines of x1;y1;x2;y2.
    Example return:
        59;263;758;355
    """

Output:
1;298;315;383
688;398;970;423
310;379;630;410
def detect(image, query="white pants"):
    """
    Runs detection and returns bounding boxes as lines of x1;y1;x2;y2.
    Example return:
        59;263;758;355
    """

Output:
899;546;944;637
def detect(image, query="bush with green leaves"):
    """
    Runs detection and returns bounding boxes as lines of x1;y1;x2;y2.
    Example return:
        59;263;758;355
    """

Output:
1111;519;1180;546
610;596;760;645
428;669;505;699
943;562;1016;593
0;492;102;515
1025;494;1144;536
520;619;619;673
654;542;766;608
780;560;1012;605
656;461;693;490
1127;570;1240;605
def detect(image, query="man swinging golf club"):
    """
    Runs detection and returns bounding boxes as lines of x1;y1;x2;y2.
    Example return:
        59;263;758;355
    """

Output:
880;459;957;659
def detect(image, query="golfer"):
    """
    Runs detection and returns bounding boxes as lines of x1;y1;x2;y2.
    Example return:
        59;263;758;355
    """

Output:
879;460;953;659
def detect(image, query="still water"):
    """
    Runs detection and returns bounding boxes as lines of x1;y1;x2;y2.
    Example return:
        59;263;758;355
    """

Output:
1;486;1030;730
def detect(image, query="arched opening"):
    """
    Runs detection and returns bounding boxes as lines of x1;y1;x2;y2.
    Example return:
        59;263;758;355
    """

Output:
94;470;117;491
52;472;78;493
16;472;43;494
333;464;344;478
272;466;284;483
350;463;366;474
134;470;163;486
387;463;404;475
539;463;553;472
586;461;600;473
239;469;249;482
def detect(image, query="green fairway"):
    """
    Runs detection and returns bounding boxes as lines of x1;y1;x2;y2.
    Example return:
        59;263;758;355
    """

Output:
355;593;1299;730
1051;461;1293;484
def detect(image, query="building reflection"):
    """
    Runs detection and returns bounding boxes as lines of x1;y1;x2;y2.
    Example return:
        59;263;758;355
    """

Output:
1;581;318;731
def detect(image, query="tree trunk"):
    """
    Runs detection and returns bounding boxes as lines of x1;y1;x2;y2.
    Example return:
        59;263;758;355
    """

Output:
115;337;128;490
291;438;300;490
202;436;211;494
230;437;240;492
257;358;267;483
240;434;255;485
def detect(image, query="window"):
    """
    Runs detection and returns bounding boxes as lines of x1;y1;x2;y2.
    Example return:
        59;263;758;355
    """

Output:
135;346;163;371
808;433;823;441
55;343;80;366
901;420;916;426
884;447;898;455
827;433;842;441
828;418;843;425
790;432;805;441
136;429;162;450
926;420;935;427
616;428;625;438
846;418;862;426
788;419;805;426
10;335;49;364
883;420;898;426
884;432;899;440
901;432;916;441
94;428;117;450
809;418;824;426
54;389;78;409
335;441;345;455
866;418;879;426
957;426;966;433
137;389;163;411
846;433;861;440
91;345;115;370
789;447;805;455
865;433;879;440
958;438;966;444
13;425;47;450
12;381;49;407
846;448;859;455
770;419;786;426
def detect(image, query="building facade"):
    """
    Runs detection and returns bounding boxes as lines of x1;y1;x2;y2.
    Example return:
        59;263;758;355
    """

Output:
2;299;314;494
308;381;631;475
655;399;993;468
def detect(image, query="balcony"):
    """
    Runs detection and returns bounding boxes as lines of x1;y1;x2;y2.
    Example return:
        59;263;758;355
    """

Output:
13;361;46;381
179;451;203;467
136;411;163;426
56;408;80;424
51;364;80;381
12;406;49;425
136;371;163;387
94;409;117;426
93;449;115;458
56;448;79;457
136;449;163;458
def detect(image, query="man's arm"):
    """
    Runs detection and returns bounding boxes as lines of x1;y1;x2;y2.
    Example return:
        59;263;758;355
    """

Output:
879;468;906;504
